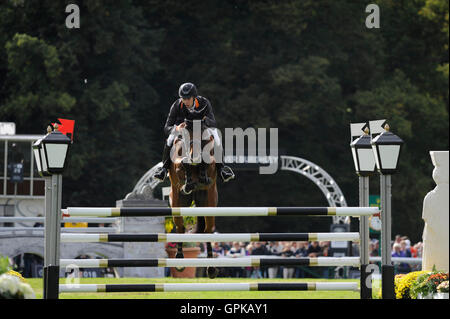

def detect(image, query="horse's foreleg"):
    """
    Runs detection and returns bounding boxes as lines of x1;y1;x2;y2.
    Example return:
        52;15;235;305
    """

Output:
204;216;218;279
181;163;196;195
204;217;215;259
173;216;185;260
206;242;213;258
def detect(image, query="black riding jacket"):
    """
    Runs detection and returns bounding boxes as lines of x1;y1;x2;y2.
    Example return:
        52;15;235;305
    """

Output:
163;96;217;137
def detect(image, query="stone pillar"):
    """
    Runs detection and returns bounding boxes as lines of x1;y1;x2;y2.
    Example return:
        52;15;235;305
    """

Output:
422;151;449;272
116;198;167;278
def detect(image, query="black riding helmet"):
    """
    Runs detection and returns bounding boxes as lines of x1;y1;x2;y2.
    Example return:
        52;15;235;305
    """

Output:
178;82;197;99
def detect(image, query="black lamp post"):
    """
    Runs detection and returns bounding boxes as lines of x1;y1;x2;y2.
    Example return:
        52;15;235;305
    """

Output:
350;126;376;299
371;123;404;299
351;127;377;177
371;124;404;175
33;124;71;299
33;125;71;176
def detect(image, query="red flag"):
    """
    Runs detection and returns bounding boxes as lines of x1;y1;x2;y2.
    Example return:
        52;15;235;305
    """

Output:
52;118;75;141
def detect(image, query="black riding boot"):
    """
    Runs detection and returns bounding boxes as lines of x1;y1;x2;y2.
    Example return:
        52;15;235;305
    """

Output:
154;143;171;181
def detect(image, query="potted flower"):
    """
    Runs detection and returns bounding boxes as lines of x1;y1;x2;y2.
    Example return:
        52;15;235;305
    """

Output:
395;271;429;299
0;269;35;299
410;272;434;299
409;268;449;299
435;281;449;299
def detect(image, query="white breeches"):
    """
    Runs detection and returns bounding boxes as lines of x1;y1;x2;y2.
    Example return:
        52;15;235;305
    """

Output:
167;128;221;147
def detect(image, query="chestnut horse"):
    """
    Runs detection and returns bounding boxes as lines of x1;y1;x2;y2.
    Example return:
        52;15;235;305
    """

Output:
168;119;219;279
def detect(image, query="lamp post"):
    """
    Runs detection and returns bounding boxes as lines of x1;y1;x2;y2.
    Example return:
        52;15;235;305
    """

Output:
371;123;404;299
33;124;71;299
350;125;376;299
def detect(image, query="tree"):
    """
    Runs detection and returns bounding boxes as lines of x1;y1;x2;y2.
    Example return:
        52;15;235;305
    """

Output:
0;1;164;206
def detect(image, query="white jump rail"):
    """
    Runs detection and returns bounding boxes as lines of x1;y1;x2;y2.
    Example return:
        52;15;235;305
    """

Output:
59;282;359;293
0;227;119;233
64;206;380;217
0;217;119;224
59;257;361;268
60;232;361;243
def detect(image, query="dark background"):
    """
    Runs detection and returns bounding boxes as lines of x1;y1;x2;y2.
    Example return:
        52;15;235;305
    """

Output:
0;0;448;242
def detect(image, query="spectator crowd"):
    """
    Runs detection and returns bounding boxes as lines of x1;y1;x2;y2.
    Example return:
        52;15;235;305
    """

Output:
389;235;423;274
183;233;423;278
195;240;335;279
350;234;423;275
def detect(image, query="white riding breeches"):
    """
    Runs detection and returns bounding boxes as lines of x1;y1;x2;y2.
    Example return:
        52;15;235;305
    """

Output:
208;128;221;147
166;128;221;147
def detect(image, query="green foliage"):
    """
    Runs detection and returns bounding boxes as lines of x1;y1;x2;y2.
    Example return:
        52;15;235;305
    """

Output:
2;33;76;125
409;272;433;298
419;0;449;39
419;0;449;78
0;256;12;275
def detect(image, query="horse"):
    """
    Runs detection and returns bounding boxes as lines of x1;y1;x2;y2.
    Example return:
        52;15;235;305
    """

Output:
167;119;219;279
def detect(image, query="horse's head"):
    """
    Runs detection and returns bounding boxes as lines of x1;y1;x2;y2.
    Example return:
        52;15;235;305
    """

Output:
175;119;215;165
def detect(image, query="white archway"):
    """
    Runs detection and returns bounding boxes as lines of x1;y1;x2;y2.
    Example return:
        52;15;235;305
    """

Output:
126;155;349;223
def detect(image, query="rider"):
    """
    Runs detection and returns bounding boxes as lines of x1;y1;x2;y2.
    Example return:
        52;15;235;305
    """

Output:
153;82;235;188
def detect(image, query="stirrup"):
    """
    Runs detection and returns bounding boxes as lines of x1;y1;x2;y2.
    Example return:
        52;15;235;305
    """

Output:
220;167;235;183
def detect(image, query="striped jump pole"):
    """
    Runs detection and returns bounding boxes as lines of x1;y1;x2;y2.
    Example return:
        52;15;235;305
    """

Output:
64;206;379;217
0;216;119;224
60;232;360;243
59;282;358;293
0;227;119;233
60;257;360;268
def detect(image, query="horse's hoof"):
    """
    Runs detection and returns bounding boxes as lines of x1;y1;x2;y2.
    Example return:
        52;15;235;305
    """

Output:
207;266;218;279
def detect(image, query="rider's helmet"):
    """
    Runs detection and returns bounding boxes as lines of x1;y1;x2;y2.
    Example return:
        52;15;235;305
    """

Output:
178;82;197;99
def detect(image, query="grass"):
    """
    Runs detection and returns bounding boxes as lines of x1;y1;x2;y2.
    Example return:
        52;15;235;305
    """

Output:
26;277;365;299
